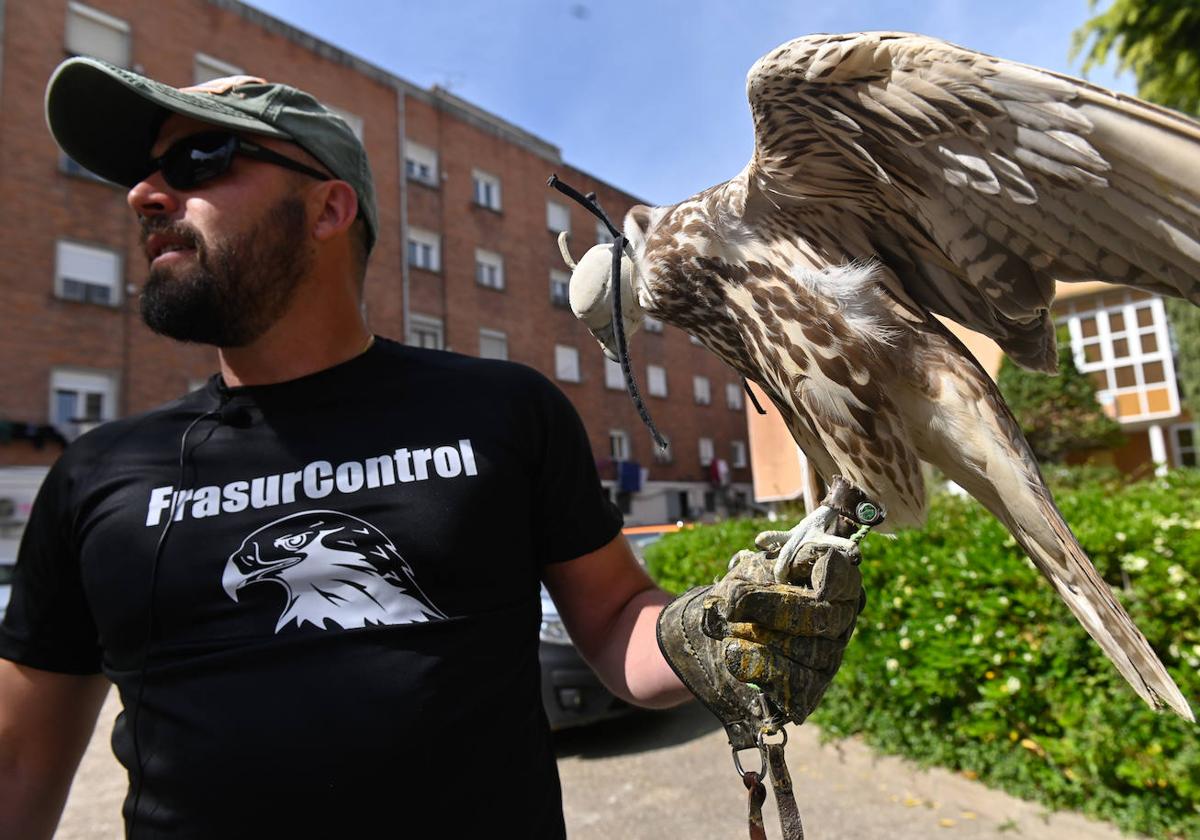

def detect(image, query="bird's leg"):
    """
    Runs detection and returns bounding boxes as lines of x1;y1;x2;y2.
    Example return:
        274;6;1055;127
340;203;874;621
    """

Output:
751;478;882;583
751;504;843;583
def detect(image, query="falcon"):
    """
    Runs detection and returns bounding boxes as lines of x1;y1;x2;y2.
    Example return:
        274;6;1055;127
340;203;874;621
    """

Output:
560;32;1199;719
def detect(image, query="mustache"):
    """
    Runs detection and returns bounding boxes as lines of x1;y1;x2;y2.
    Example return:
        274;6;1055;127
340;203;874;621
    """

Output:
138;217;202;250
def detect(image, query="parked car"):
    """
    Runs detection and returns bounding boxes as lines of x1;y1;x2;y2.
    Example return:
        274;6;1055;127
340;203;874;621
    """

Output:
539;523;682;730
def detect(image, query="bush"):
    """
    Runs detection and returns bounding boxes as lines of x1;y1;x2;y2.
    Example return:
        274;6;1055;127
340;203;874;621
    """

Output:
645;469;1200;839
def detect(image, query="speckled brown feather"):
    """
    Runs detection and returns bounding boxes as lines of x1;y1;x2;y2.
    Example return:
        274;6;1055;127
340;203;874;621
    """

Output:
619;32;1197;719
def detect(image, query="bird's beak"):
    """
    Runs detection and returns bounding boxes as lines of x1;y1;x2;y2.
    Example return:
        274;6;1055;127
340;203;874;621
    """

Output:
222;557;246;602
592;323;619;362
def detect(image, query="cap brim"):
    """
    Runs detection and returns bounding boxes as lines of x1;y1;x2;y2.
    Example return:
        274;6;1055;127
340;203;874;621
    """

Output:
45;57;290;187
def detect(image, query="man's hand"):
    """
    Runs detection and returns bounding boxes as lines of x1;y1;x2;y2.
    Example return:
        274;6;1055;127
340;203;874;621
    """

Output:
705;530;864;724
656;529;865;744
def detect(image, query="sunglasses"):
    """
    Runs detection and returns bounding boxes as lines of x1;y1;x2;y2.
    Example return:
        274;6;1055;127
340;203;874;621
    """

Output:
143;131;331;191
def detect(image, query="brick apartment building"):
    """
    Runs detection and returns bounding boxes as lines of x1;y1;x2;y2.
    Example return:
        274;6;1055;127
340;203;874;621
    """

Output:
0;0;755;546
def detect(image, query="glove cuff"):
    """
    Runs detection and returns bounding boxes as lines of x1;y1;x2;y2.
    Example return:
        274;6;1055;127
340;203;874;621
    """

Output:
657;585;761;750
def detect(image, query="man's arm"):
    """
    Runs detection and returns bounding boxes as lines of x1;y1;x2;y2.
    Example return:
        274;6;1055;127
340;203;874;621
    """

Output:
542;533;692;709
0;660;110;840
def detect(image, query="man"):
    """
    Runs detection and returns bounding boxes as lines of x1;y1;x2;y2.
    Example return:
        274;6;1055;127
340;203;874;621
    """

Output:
0;59;862;839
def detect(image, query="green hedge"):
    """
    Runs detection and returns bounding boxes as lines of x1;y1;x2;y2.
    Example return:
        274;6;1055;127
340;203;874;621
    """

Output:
644;469;1200;839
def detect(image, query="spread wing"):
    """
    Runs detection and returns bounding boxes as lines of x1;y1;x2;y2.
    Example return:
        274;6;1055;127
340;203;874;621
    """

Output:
738;31;1200;371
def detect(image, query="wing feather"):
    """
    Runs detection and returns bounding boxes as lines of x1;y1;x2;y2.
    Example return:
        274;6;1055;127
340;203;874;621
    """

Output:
742;32;1200;370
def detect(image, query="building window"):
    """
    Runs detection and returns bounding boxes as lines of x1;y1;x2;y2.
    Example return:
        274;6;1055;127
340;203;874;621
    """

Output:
1172;423;1198;468
407;314;444;350
550;270;570;308
693;376;712;405
1061;293;1178;422
50;368;116;440
609;429;630;461
604;358;625;391
596;220;614;245
726;382;744;410
555;345;581;383
406;228;440;271
698;437;715;467
193;53;244;85
66;2;130;67
479;329;508;360
653;434;673;464
731;440;748;468
475;249;505;290
643;315;663;334
55;240;121;306
327;106;364;141
472;169;502;211
647;364;667;397
547;201;570;233
405;141;439;186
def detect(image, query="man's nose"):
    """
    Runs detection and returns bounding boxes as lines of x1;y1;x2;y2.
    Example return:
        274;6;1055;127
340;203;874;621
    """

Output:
127;171;181;218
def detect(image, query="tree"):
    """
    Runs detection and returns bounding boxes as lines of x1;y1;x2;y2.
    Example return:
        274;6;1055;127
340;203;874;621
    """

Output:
1072;0;1200;416
997;337;1124;463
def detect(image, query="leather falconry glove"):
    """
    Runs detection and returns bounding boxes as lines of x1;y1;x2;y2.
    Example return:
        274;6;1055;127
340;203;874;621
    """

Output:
656;478;878;752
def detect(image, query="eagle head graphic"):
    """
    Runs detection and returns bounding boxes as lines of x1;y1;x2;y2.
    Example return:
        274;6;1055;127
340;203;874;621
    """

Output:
222;510;446;632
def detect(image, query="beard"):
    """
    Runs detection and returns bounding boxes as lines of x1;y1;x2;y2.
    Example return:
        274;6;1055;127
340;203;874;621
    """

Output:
139;197;312;347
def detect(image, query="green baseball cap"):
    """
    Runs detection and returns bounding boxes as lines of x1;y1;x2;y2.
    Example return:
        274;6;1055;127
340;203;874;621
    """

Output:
44;56;377;252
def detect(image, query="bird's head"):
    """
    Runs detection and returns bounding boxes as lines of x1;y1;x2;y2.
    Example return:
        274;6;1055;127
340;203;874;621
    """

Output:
558;206;657;362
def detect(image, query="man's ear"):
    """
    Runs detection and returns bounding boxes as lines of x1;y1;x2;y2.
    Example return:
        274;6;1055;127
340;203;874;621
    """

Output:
312;180;359;243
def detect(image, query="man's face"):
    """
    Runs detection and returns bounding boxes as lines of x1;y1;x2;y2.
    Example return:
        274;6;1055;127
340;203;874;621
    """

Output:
130;114;317;347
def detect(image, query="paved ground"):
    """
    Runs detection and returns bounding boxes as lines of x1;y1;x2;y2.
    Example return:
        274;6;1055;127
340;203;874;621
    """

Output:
58;691;1139;839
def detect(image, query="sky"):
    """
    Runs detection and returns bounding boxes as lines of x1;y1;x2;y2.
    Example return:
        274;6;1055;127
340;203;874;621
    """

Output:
244;0;1133;206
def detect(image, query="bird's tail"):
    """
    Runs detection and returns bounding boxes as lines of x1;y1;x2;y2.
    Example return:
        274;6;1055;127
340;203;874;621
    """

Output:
944;436;1194;721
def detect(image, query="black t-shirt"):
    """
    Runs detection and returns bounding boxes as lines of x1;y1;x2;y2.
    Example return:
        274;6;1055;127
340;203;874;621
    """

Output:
0;338;623;838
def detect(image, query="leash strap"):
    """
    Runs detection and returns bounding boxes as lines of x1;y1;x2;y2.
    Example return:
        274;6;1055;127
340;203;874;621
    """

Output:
766;742;804;839
743;771;768;840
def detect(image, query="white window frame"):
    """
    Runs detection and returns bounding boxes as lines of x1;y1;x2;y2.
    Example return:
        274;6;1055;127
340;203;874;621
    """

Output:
604;358;625;391
647;364;668;398
479;328;508;361
406;228;441;271
555;345;581;383
407;313;444;350
731;440;748;469
55;240;121;306
550;269;570;308
66;2;130;67
609;429;630;461
49;368;117;440
643;315;663;334
327;105;364;142
1061;294;1179;423
693;375;712;406
475;249;505;290
405;141;438;186
698;437;715;467
547;201;571;234
193;53;244;85
726;382;744;410
596;220;614;245
472;169;502;211
1170;422;1198;468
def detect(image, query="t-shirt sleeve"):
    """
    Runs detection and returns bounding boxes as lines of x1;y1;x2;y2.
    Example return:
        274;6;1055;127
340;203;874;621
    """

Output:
528;376;624;565
0;454;102;674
